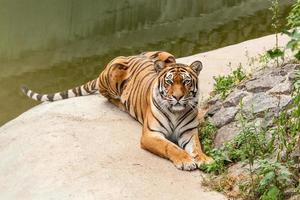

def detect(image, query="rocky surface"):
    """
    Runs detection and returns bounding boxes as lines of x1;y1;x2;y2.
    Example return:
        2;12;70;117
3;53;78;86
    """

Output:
0;96;226;200
207;63;298;200
206;63;299;148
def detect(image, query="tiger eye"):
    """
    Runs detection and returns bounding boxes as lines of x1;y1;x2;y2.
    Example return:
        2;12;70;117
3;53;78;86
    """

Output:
183;79;191;85
165;79;173;85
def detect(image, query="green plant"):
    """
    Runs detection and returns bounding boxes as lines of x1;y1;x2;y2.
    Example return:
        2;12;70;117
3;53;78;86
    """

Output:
213;65;246;99
259;52;272;66
256;159;294;200
271;69;300;162
199;122;230;174
200;148;229;174
285;0;300;60
199;110;272;175
199;121;217;153
267;0;285;66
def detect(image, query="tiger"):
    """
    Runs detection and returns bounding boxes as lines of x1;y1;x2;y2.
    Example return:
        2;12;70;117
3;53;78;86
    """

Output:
21;51;213;171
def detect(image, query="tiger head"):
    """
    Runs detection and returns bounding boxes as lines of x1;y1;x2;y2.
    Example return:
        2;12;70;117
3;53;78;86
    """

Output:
154;60;203;112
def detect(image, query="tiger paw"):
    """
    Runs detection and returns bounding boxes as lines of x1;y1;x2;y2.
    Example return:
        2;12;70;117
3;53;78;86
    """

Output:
173;157;197;171
194;154;214;168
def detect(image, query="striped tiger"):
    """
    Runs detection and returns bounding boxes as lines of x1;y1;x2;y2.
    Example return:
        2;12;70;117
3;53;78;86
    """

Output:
21;51;213;170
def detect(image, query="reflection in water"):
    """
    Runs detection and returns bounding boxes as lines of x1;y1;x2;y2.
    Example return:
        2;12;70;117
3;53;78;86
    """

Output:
0;0;295;125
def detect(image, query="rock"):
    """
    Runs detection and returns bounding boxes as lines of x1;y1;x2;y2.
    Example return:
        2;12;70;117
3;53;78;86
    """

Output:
285;64;300;81
206;101;222;117
223;90;249;107
288;71;296;81
207;94;222;106
214;122;241;148
242;93;279;115
227;162;249;178
291;135;300;158
250;117;272;129
244;74;285;93
278;95;293;109
0;95;225;200
267;81;292;95
210;107;238;128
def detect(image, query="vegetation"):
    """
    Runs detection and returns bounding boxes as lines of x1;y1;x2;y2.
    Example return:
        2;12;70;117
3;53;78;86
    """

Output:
199;2;300;196
285;0;300;60
267;0;284;66
264;0;300;65
200;67;300;200
213;65;247;99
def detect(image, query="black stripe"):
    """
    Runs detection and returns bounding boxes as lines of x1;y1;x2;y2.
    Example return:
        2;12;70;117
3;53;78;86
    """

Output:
72;88;78;96
91;80;96;90
77;87;82;96
126;63;152;111
179;115;198;134
147;121;167;137
176;109;193;127
152;97;174;130
47;94;54;101
83;84;91;94
106;65;118;96
60;91;68;99
182;135;194;150
29;91;34;98
36;94;43;101
119;79;128;93
132;71;154;122
151;111;169;133
179;126;197;138
175;109;197;131
150;51;162;59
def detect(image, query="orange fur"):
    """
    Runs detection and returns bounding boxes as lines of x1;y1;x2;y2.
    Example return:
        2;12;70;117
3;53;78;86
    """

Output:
98;51;213;170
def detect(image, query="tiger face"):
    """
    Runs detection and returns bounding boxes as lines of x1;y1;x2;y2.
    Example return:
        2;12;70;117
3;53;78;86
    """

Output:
155;61;203;112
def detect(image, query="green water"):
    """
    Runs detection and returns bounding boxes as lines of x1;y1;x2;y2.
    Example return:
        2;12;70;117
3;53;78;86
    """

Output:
0;0;295;125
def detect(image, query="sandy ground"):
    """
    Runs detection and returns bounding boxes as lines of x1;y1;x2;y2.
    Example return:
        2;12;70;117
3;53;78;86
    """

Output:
0;34;289;200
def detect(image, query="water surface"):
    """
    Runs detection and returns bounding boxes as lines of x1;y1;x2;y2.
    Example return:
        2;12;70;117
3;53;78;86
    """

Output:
0;0;295;125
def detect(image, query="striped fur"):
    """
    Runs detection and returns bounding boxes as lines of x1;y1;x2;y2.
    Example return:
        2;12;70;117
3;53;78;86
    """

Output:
21;79;99;102
98;51;213;170
21;51;213;170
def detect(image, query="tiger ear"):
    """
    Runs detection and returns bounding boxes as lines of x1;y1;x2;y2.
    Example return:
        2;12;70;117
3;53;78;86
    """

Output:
189;61;203;75
154;60;165;73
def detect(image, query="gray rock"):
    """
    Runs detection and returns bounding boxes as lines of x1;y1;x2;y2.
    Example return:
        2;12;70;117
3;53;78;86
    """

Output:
206;101;222;117
210;107;238;128
267;81;292;95
286;64;300;80
244;74;286;93
207;94;221;105
250;117;272;129
279;95;293;109
288;71;296;81
223;90;249;107
214;121;241;148
227;162;249;177
242;93;279;114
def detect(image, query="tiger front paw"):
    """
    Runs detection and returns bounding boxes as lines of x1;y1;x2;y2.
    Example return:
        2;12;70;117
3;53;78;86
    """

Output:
194;154;214;168
173;157;197;171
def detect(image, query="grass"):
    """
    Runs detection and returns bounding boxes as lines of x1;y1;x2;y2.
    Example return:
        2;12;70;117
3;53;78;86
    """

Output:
213;65;247;99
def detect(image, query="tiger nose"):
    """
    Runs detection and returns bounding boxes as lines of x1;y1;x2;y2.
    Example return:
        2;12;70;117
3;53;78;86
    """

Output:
172;94;184;101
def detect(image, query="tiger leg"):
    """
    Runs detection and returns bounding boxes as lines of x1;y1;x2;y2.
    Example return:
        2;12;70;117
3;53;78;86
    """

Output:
140;129;197;171
178;128;213;167
107;98;125;111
